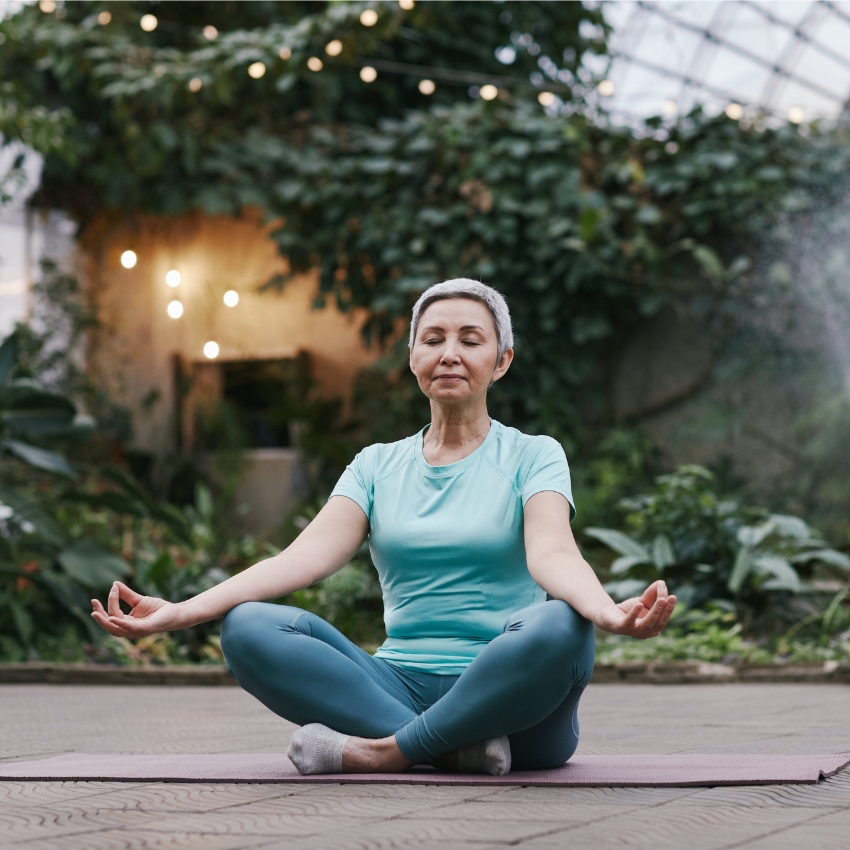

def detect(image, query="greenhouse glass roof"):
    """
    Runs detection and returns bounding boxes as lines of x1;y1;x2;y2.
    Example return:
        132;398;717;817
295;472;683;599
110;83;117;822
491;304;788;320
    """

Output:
587;0;850;124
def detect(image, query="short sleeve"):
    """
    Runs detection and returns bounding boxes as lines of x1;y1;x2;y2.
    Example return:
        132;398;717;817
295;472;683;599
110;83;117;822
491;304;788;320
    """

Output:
330;448;374;521
520;437;576;521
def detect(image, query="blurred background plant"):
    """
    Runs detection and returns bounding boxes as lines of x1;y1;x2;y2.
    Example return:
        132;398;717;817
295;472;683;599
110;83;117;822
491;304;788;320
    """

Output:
0;1;848;665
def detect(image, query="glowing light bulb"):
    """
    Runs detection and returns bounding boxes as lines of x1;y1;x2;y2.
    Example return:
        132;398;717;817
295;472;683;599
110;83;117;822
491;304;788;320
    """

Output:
308;57;323;72
480;84;499;101
203;341;220;359
248;62;266;79
418;79;435;95
538;92;556;106
725;102;743;120
167;300;183;319
399;0;415;8
279;46;292;60
97;11;111;25
203;25;218;40
360;9;378;26
140;14;158;32
325;40;343;56
598;79;615;97
120;250;137;269
166;270;181;287
39;0;55;12
360;66;377;83
663;99;678;116
223;290;239;307
188;77;202;92
788;106;804;124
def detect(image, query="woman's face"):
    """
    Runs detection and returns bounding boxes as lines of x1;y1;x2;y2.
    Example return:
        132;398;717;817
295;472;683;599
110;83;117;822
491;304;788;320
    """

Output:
410;298;513;405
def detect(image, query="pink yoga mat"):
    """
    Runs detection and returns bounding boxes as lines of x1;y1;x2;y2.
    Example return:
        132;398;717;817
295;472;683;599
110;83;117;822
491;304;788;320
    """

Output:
1;752;848;786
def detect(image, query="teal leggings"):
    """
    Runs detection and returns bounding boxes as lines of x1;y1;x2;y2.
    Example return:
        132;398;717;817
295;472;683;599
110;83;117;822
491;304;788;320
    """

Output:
220;599;595;770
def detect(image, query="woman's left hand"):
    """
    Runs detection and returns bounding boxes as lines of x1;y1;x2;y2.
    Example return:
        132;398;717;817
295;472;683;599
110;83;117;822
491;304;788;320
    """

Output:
596;580;677;639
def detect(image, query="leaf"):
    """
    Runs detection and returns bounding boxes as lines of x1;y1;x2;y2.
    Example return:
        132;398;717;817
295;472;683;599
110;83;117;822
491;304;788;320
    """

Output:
585;528;649;559
610;554;650;575
0;331;17;384
652;535;675;570
7;599;33;644
728;545;753;594
58;539;131;589
693;244;725;280
752;555;802;592
602;579;647;602
2;439;75;477
0;483;66;546
768;514;811;540
737;522;775;548
790;548;850;573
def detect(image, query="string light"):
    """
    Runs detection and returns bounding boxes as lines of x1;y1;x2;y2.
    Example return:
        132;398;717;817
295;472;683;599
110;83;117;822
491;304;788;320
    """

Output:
725;102;743;120
140;14;158;32
279;46;292;60
166;270;181;287
538;91;556;106
663;99;678;115
248;62;266;79
325;39;343;56
308;57;324;72
97;11;111;25
223;290;239;307
167;300;183;319
38;0;55;12
360;66;377;83
120;250;137;269
360;9;378;26
203;341;220;359
418;79;435;95
480;84;498;101
188;77;202;92
788;106;804;124
203;25;218;40
598;79;615;96
399;0;415;8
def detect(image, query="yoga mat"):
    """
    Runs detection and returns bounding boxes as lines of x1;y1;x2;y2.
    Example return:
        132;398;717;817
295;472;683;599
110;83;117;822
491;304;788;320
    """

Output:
1;752;848;786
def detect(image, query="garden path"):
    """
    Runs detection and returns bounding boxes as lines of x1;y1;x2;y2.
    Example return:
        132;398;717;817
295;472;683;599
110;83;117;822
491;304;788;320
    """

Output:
0;683;848;850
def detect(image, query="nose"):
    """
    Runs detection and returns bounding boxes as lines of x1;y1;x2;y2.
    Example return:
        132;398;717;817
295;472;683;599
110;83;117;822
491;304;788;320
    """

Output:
440;340;462;363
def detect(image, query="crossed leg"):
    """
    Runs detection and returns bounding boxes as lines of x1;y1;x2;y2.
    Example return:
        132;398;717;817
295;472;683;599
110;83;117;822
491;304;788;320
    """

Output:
220;599;594;772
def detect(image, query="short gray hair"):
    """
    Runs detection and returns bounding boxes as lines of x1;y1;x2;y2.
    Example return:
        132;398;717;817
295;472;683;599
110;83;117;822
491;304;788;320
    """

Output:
408;279;514;358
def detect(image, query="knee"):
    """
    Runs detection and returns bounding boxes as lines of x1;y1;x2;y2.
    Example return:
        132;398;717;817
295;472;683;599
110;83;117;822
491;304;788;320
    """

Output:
220;601;267;663
507;601;594;668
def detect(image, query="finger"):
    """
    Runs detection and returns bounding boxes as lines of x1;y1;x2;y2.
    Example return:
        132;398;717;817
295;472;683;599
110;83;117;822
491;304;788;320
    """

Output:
636;596;668;633
107;583;124;618
91;611;132;637
91;599;107;615
623;601;644;627
653;595;678;632
115;581;144;607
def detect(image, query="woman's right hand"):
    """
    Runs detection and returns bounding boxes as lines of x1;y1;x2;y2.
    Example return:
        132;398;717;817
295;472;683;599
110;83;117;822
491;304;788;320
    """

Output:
91;581;183;638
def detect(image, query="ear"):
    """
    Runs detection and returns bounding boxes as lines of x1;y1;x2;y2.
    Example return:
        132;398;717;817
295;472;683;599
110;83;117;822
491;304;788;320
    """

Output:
491;348;514;383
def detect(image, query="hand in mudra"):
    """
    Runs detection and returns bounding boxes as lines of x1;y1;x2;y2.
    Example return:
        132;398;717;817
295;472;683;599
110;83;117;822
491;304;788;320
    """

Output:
91;581;180;639
597;580;677;639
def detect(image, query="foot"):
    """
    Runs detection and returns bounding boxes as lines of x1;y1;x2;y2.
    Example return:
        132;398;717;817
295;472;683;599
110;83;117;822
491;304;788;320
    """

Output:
341;735;412;773
457;736;511;775
287;723;349;775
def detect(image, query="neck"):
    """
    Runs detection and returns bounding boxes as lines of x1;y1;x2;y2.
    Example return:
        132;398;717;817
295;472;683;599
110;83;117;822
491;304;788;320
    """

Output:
425;399;491;452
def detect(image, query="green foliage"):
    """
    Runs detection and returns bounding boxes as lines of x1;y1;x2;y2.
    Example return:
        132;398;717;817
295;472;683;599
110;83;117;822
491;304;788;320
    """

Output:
585;465;850;634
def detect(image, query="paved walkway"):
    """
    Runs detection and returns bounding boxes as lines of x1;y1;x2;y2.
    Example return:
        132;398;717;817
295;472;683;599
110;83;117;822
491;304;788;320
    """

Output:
1;683;848;849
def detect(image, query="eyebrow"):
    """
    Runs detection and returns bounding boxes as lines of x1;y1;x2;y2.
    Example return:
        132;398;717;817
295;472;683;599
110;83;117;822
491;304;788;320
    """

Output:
422;324;485;333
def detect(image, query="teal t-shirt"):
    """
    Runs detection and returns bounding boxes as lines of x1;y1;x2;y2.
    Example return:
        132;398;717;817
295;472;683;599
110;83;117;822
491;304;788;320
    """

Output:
330;419;575;675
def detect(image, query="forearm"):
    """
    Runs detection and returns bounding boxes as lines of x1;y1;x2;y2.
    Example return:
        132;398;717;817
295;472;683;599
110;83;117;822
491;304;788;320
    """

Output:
174;547;319;628
530;554;616;629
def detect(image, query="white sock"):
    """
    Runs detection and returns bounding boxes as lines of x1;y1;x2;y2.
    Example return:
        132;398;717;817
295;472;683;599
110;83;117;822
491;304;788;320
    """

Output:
457;736;511;775
287;723;349;775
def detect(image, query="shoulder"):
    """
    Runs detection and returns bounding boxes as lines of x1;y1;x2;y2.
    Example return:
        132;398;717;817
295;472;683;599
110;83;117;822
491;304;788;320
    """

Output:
487;421;567;469
351;433;418;482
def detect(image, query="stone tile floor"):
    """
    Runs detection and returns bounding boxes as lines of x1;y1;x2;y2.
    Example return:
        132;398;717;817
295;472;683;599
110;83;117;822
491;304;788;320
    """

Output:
0;683;848;849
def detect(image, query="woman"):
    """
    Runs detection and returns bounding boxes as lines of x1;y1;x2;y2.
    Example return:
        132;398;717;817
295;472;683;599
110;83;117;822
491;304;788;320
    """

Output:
92;279;676;776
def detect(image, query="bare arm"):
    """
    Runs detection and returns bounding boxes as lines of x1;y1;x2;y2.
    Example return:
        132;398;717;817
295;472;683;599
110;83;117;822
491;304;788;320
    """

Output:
91;495;369;638
524;491;676;638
